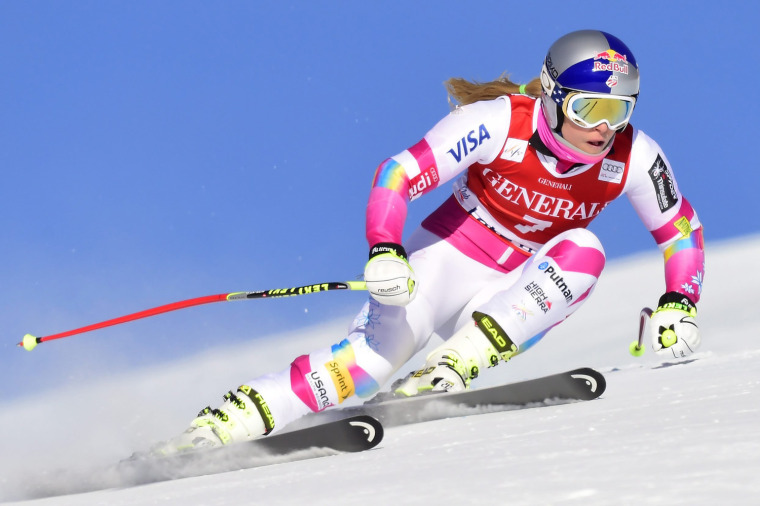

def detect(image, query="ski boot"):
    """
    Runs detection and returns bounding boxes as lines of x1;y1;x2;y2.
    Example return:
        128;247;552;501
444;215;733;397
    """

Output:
151;385;275;455
392;311;518;397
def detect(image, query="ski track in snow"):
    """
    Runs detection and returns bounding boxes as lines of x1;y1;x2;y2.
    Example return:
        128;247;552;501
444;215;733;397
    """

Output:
2;235;759;505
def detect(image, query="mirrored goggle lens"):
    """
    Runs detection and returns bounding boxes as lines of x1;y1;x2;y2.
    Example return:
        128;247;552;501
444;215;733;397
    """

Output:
566;95;635;129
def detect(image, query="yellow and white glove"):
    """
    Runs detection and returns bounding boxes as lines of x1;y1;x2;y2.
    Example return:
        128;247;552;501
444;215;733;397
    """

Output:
650;292;700;358
364;242;417;306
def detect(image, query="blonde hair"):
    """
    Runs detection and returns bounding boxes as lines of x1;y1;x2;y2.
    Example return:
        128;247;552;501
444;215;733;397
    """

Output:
445;74;542;107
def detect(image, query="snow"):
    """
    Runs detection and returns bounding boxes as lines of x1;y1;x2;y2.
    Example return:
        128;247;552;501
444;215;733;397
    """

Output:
2;234;759;505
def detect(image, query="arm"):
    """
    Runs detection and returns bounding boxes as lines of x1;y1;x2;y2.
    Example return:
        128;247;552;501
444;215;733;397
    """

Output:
625;131;705;303
366;97;512;247
625;130;705;357
365;155;412;247
363;97;511;305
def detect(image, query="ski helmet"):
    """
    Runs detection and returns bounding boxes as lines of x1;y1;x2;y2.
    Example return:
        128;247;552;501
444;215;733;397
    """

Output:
540;30;640;133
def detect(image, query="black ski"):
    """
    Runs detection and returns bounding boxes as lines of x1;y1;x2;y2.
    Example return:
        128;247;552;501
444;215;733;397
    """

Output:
115;414;383;487
295;367;606;429
250;413;383;453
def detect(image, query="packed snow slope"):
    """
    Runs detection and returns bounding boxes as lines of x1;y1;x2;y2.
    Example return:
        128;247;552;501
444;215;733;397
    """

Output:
2;234;759;505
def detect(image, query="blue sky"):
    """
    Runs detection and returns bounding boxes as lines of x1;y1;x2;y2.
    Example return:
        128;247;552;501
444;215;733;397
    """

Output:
2;1;757;401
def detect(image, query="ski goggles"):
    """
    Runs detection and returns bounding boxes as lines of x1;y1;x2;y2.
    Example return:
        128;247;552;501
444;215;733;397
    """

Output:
562;92;636;130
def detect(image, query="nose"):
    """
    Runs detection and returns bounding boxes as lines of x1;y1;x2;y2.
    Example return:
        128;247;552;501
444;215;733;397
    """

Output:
594;122;611;134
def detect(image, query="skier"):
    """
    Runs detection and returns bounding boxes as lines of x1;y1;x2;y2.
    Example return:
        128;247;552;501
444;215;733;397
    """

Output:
156;29;705;453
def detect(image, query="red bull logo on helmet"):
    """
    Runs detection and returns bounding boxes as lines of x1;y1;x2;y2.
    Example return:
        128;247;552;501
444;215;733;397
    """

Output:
593;49;629;74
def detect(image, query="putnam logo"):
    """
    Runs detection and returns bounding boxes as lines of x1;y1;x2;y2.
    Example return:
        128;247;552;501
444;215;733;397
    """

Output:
538;261;573;302
325;360;355;403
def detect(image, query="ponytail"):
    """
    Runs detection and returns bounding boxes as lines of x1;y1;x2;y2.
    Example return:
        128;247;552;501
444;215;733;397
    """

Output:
445;74;542;107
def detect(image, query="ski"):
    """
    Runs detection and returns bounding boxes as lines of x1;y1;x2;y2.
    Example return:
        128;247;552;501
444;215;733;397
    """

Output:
116;414;383;486
295;367;606;429
248;413;383;454
25;370;603;498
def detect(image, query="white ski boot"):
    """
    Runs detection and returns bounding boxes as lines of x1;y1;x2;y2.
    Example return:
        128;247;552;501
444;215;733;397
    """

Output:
151;385;275;455
392;311;518;397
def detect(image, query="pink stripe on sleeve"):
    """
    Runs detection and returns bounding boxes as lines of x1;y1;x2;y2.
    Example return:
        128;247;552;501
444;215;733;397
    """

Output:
651;198;696;245
408;138;437;175
365;139;439;247
406;139;441;201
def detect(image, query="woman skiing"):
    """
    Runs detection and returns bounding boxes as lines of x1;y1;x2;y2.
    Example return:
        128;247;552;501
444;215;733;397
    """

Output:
157;29;705;453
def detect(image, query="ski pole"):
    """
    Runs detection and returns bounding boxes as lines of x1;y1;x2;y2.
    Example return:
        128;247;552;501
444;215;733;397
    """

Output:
18;280;367;351
629;307;653;356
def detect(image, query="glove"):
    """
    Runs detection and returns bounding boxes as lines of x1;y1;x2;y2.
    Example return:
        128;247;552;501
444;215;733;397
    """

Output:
364;242;417;306
650;292;700;358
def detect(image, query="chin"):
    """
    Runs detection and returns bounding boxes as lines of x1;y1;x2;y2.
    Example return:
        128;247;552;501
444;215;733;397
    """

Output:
583;144;606;155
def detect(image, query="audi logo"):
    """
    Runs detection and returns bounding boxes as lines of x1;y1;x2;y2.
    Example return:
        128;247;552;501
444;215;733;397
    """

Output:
602;163;624;173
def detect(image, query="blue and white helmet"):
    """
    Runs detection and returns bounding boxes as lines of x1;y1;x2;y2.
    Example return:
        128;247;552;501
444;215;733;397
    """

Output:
540;30;640;132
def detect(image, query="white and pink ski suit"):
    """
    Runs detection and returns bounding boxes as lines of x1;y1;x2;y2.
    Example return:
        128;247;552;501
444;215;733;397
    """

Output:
246;94;705;429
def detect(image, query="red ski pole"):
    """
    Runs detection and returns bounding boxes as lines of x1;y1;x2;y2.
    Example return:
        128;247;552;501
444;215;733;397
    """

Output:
18;281;367;351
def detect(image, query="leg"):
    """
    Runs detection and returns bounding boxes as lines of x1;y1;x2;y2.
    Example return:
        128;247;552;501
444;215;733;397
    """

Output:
256;229;512;418
394;228;606;395
153;229;504;453
469;227;606;350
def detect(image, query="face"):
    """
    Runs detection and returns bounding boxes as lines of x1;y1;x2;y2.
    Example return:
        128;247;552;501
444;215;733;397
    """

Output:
560;120;615;155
